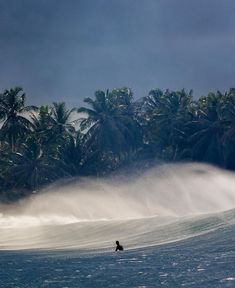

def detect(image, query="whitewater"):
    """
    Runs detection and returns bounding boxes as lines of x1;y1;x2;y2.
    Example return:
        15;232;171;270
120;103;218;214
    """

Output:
0;163;235;287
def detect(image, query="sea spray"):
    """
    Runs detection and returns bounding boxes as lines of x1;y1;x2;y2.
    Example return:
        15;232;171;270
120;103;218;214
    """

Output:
0;163;235;250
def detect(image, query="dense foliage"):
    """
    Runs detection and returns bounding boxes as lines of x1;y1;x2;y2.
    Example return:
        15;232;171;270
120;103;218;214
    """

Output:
1;86;235;202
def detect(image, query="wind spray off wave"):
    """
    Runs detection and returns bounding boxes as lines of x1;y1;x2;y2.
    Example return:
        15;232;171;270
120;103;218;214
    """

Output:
0;163;235;250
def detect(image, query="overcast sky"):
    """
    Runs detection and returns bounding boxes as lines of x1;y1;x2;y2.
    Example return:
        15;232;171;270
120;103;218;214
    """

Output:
0;0;235;107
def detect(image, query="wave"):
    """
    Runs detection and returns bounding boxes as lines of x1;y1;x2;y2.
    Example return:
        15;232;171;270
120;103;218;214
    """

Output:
0;209;234;251
0;163;235;250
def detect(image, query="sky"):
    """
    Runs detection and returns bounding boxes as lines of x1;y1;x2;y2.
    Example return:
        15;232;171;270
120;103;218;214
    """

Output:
0;0;235;107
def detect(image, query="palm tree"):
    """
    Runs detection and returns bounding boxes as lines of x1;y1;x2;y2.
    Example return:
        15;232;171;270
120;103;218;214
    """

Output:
189;91;229;166
7;101;79;191
77;88;143;173
57;133;83;176
143;89;194;160
31;102;78;158
0;87;38;151
213;89;235;168
31;105;53;146
0;148;10;192
10;136;67;190
50;102;77;135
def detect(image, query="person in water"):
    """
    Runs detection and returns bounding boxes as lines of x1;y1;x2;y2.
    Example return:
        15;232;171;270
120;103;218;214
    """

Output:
115;240;124;251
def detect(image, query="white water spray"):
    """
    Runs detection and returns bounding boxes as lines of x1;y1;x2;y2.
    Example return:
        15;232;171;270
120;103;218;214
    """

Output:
0;163;235;250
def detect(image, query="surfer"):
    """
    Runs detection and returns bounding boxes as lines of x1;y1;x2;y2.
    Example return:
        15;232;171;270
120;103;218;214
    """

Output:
115;240;124;251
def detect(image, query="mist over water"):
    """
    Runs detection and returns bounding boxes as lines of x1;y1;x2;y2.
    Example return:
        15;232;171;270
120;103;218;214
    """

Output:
0;163;235;250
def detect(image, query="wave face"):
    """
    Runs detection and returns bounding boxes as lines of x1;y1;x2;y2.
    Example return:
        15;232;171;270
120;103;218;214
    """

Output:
0;163;235;250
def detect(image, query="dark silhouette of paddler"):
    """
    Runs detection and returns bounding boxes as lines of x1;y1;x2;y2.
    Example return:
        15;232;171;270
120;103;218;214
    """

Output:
115;240;124;251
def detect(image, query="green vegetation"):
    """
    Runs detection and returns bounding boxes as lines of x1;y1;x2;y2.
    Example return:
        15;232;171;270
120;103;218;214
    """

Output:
1;86;235;202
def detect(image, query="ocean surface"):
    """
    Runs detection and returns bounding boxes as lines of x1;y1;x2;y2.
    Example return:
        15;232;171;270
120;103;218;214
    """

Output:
0;164;235;287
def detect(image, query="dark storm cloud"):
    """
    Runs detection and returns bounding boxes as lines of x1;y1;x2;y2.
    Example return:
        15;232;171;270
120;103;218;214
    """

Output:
0;0;235;106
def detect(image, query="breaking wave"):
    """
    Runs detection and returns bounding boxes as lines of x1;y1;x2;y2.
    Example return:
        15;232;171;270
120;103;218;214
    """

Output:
0;163;235;250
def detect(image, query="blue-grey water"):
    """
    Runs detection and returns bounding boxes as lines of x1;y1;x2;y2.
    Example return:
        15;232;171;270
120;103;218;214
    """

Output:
0;219;235;288
0;164;235;287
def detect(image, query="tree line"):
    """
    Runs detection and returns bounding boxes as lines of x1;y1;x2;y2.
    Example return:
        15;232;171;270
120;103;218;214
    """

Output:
1;86;235;202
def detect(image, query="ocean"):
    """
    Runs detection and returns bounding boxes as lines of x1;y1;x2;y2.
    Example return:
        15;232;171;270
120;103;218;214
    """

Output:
0;163;235;287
